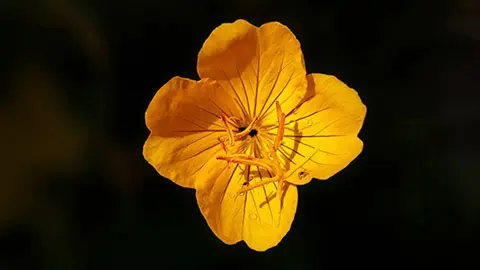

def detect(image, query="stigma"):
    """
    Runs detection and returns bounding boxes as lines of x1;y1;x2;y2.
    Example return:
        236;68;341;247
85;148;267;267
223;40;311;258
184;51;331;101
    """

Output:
238;127;258;137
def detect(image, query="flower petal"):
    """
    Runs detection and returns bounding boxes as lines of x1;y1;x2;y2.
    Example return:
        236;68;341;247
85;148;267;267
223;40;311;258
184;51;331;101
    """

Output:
197;19;307;123
271;73;367;185
243;180;297;251
195;157;298;251
143;76;241;188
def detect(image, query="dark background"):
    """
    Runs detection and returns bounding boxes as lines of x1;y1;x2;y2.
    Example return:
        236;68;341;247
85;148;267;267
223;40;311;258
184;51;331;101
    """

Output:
1;0;479;269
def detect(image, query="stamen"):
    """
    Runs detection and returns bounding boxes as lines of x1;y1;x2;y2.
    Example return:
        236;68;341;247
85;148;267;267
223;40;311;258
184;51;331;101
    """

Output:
217;137;228;154
216;102;290;197
220;114;235;146
217;137;231;167
218;153;251;159
216;154;274;172
237;175;280;194
227;116;240;127
235;116;259;139
274;101;286;151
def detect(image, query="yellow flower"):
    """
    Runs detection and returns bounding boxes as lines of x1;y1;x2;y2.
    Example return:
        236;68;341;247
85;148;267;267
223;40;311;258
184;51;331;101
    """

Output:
143;19;366;251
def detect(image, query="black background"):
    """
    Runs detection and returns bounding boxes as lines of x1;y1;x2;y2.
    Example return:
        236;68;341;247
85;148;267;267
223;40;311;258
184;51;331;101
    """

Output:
1;0;479;269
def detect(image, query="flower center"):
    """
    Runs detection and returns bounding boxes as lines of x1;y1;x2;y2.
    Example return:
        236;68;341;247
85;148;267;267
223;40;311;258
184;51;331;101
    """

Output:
217;101;287;199
238;127;258;137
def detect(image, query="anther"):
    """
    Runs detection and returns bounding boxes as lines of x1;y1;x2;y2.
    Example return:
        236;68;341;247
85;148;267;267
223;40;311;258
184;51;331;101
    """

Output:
227;116;241;127
217;137;228;154
216;102;289;197
274;101;285;151
216;154;275;172
220;114;235;146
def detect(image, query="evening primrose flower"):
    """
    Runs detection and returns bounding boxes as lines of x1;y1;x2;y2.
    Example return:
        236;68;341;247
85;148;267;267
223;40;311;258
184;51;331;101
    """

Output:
143;19;366;251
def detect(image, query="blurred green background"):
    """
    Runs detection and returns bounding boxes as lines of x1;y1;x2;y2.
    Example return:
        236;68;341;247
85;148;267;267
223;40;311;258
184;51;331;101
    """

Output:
1;0;479;269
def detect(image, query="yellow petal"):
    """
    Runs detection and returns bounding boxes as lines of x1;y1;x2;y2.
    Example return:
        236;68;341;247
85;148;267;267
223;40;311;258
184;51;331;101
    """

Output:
244;180;297;251
197;19;307;123
195;153;298;251
268;73;366;185
143;76;242;188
